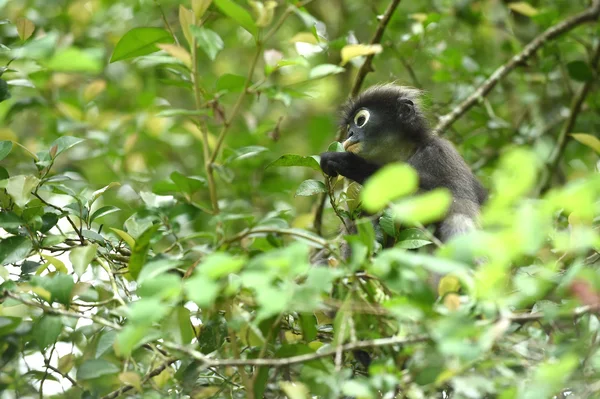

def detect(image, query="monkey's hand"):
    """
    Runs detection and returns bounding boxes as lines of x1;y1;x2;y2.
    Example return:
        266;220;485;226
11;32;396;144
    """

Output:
319;152;380;185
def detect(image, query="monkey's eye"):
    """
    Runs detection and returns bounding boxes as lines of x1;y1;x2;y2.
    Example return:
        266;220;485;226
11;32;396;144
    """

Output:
354;109;370;128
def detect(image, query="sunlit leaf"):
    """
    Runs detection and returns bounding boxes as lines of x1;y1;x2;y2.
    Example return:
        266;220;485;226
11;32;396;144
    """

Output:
110;27;173;63
5;175;39;208
571;133;600;153
392;188;452;225
15;17;35;41
156;44;192;68
361;164;418;213
340;44;382;65
192;0;213;19
508;2;539;17
308;64;345;79
69;244;98;277
179;5;194;46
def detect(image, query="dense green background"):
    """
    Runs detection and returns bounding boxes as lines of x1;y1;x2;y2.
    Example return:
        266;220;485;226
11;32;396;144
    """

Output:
0;0;599;398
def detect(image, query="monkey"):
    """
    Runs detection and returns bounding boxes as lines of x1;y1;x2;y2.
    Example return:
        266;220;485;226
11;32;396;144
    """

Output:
320;84;487;242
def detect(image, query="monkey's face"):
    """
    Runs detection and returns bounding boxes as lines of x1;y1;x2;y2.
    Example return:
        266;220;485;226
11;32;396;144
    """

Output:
342;107;406;163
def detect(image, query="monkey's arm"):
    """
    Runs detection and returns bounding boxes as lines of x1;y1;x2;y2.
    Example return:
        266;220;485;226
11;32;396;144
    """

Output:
320;152;380;185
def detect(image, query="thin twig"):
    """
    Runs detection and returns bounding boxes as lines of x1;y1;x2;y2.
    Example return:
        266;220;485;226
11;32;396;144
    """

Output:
433;0;600;135
537;41;600;194
350;0;403;98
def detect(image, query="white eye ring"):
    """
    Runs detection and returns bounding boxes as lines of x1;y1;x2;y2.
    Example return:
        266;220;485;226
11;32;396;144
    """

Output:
354;109;370;128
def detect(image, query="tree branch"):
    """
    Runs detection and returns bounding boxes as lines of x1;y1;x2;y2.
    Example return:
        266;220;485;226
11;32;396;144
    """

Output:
537;41;600;194
350;0;403;98
433;0;600;135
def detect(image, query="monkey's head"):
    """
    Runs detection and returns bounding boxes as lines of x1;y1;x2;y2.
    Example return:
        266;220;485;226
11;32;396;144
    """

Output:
339;84;429;163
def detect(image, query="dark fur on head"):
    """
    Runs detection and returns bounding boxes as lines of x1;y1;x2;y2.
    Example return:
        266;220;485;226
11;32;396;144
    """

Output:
339;84;430;143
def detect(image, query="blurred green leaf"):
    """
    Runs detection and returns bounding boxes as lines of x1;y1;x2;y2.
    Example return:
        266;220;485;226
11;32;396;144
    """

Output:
267;154;321;171
128;224;161;280
213;0;257;36
566;60;594;82
76;359;120;380
0;141;12;161
110;27;173;62
295;179;327;197
361;164;418;213
46;48;102;73
216;73;246;92
392;188;452;225
190;26;224;60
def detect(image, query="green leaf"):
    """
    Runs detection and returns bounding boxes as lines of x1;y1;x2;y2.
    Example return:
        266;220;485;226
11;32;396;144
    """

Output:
216;73;246;92
50;136;85;158
508;2;539;17
33;274;75;306
137;259;182;285
0;236;32;265
0;211;23;230
213;0;257;36
110;227;135;248
33;315;63;350
328;141;344;152
566;60;594;82
128;297;169;325
267;154;321;171
392;188;452;225
76;359;120;380
308;64;345;79
295;179;327;197
90;205;121;223
115;325;161;357
198;252;245;279
128;224;161;280
190;26;224;60
571;133;600;154
361;164;418;213
396;228;432;249
0;79;10;103
170;171;206;194
299;313;317;342
45;47;102;73
69;244;98;276
5;175;39;208
110;27;173;63
185;274;220;307
0;141;12;161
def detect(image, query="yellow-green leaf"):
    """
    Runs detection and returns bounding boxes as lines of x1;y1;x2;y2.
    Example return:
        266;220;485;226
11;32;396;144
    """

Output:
40;254;68;273
119;371;143;393
392;188;452;225
110;228;136;248
571;133;600;154
192;0;213;19
15;17;35;41
157;44;192;68
361;164;418;213
438;275;461;296
508;2;539;17
341;44;383;66
179;5;195;46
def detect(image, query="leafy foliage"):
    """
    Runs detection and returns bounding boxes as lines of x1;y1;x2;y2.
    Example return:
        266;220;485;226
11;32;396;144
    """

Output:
0;0;599;398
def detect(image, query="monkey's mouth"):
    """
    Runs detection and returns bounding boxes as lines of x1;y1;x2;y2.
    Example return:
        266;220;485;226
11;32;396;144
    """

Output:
343;140;362;154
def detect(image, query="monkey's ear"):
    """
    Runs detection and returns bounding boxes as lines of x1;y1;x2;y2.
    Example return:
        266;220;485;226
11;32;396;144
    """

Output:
398;98;415;115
